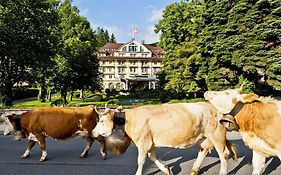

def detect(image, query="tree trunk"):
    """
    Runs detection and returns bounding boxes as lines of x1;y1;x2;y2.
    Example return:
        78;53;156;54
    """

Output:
69;90;73;101
38;80;47;102
79;89;84;100
47;89;52;101
60;89;67;104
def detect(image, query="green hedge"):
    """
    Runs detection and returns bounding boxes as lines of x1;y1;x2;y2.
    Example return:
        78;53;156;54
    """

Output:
13;88;39;100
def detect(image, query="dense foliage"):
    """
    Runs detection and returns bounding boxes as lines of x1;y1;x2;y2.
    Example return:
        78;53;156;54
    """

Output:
0;0;116;106
0;0;59;106
156;0;281;100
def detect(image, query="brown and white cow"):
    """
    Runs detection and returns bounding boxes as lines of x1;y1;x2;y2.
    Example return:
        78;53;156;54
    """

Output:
93;102;237;175
204;87;281;175
6;105;107;162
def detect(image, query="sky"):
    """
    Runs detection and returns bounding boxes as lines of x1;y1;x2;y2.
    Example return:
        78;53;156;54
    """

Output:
72;0;182;44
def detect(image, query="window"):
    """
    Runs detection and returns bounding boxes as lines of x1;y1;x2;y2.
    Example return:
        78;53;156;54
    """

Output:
131;61;137;65
118;61;124;65
140;46;144;52
142;61;148;65
118;67;125;73
130;54;136;57
130;67;137;73
142;68;148;73
128;43;137;52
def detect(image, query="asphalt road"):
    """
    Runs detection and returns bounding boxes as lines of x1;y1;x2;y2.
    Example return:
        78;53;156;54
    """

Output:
0;132;281;175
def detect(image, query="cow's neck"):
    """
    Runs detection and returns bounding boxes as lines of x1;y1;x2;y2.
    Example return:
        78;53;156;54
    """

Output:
15;115;22;131
229;101;245;117
113;112;126;129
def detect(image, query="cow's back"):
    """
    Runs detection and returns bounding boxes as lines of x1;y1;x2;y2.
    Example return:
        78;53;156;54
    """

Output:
125;103;214;148
21;107;97;140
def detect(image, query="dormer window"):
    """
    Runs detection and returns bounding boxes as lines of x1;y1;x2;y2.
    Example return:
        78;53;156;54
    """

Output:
128;43;137;52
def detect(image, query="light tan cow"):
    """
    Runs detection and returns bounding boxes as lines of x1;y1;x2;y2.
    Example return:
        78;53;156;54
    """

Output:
93;102;237;175
204;87;281;175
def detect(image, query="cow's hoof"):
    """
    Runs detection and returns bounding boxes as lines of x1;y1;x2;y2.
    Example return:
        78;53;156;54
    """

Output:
80;154;87;158
39;157;47;162
21;155;29;159
102;154;107;160
190;168;199;175
165;165;172;175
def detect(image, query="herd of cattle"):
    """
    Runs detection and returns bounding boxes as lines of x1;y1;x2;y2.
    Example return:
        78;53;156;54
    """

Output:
1;85;281;175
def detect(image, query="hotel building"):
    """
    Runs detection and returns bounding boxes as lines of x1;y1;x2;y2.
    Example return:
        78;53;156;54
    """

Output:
97;40;164;91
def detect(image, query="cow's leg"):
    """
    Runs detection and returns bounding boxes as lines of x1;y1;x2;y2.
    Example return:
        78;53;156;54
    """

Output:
135;146;148;175
21;140;36;158
252;150;265;175
36;134;48;162
191;139;214;175
207;131;229;175
135;140;153;175
80;137;94;158
95;135;107;160
148;147;171;175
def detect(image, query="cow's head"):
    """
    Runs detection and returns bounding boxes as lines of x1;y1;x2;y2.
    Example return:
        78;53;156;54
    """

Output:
204;86;259;131
6;114;25;140
204;88;258;115
1;114;15;136
92;109;115;138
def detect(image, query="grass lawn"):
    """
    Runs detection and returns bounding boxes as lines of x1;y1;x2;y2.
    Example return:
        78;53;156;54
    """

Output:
1;95;161;109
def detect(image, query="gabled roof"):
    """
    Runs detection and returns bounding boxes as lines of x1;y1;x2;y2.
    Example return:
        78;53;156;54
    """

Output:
98;40;164;59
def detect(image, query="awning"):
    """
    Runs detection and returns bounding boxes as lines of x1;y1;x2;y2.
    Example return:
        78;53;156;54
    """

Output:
121;75;156;82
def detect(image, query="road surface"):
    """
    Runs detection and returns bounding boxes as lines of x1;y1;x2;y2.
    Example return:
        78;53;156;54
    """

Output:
0;132;281;175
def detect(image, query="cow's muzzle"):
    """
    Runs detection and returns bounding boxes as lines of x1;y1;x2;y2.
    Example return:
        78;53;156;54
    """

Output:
219;115;239;131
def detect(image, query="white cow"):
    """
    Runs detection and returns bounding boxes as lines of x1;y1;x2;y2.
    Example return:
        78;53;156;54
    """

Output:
93;102;237;175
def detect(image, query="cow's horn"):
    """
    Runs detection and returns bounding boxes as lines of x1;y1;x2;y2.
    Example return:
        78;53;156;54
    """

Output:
237;81;246;93
94;105;100;115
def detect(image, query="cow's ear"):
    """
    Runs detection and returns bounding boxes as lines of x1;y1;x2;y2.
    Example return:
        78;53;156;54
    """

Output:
6;114;16;122
241;93;259;103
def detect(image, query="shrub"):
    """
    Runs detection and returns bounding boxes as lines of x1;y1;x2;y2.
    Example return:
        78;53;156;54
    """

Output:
13;88;39;100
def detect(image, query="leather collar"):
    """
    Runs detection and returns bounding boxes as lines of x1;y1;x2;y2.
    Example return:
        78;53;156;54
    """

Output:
228;101;244;117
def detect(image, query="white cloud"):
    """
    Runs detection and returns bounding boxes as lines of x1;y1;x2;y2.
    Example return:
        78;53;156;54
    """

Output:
143;24;160;44
142;7;164;43
79;8;89;17
149;8;163;23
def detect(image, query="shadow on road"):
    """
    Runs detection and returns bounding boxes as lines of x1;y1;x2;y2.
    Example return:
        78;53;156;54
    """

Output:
145;138;281;175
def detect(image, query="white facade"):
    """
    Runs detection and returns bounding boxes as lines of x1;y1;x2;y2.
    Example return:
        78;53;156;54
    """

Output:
98;40;164;91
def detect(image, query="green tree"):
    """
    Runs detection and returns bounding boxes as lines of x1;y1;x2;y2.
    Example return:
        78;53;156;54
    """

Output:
155;0;206;98
95;27;110;47
55;0;100;103
201;0;281;94
0;0;59;106
109;33;116;43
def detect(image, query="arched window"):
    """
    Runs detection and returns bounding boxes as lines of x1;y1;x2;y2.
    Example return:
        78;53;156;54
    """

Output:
128;43;137;52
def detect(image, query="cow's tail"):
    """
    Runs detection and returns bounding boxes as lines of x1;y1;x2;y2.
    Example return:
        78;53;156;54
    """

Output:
226;140;238;161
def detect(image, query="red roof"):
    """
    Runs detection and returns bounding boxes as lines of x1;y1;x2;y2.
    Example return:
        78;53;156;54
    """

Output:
98;42;164;59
